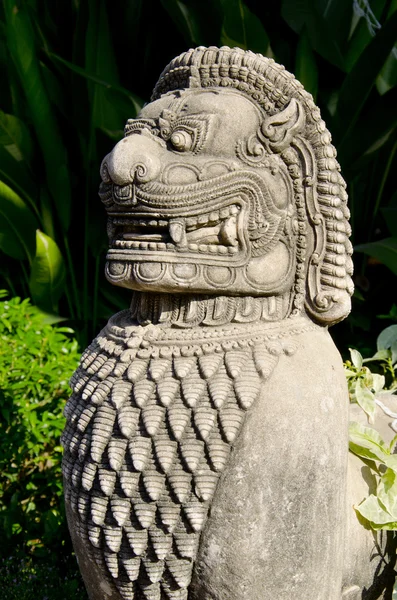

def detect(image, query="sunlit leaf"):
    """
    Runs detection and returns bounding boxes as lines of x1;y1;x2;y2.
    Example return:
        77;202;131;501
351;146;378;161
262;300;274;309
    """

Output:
355;493;397;529
349;348;363;369
377;468;397;516
29;230;66;313
0;180;38;262
354;379;376;422
349;421;389;462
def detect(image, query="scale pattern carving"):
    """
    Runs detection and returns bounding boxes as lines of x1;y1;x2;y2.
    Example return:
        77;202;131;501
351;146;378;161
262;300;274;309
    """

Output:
62;317;312;599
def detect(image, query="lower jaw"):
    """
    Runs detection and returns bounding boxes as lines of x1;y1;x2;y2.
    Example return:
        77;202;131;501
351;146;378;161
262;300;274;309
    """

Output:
105;252;295;296
111;239;239;256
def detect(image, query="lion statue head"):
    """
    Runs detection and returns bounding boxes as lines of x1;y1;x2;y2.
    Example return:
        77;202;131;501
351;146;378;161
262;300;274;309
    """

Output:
99;46;352;326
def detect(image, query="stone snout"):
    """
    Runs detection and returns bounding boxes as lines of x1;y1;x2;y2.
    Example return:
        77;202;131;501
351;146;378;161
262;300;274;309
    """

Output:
101;132;163;189
100;130;296;298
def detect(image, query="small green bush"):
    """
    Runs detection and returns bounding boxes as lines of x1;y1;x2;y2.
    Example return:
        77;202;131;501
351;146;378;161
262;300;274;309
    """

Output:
0;291;79;555
0;554;85;600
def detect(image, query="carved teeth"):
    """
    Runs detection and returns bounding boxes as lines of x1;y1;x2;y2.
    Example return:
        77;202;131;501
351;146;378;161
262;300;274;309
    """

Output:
169;220;187;246
112;204;241;254
220;216;238;246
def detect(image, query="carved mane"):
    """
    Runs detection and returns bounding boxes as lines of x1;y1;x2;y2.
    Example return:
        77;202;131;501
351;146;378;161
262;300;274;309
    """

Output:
152;46;353;325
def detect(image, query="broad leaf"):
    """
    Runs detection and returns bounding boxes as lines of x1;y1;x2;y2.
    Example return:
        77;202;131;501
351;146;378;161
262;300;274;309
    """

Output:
337;87;397;169
85;0;134;133
355;494;397;529
349;348;363;369
47;51;143;116
0;145;37;208
345;0;388;71
335;11;397;146
377;324;397;363
160;0;206;45
4;0;72;231
29;230;66;313
295;29;318;100
220;0;270;55
0;110;33;163
381;206;397;237
377;468;397;516
349;421;389;462
377;324;397;351
355;237;397;276
0;180;38;262
354;379;376;423
281;0;345;69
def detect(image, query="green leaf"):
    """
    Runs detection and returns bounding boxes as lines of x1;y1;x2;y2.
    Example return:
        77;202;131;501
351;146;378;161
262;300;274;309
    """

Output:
281;0;345;70
377;468;397;516
335;11;397;146
29;230;66;313
0;110;33;163
349;348;363;369
355;237;397;276
294;29;318;100
377;47;397;94
372;373;386;393
85;0;137;133
337;87;397;169
160;0;206;45
381;206;397;237
220;0;270;55
0;179;39;262
345;0;387;71
47;51;143;116
377;324;397;351
354;379;376;422
4;0;72;231
349;421;389;462
0;145;38;213
34;309;67;325
355;493;397;529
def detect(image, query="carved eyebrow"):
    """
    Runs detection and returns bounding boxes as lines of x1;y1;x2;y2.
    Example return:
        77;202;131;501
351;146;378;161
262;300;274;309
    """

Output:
124;118;158;136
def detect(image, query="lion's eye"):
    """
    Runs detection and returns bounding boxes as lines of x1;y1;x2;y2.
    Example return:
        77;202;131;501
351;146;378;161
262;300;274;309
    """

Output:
170;129;194;152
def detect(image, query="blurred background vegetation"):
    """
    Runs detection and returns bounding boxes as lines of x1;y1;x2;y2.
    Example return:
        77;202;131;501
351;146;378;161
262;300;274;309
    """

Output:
0;0;396;597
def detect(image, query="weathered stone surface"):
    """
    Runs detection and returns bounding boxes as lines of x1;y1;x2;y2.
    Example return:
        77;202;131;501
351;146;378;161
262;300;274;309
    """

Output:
62;46;393;600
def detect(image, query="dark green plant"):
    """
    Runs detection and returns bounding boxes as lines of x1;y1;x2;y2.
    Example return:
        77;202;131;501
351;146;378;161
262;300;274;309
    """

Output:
0;291;79;555
0;553;86;600
0;0;396;348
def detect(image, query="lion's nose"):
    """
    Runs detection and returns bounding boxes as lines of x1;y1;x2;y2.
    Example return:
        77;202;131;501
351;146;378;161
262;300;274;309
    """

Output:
100;134;161;186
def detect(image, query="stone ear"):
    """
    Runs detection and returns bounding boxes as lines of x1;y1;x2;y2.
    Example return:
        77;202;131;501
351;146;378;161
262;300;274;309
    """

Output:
260;99;305;152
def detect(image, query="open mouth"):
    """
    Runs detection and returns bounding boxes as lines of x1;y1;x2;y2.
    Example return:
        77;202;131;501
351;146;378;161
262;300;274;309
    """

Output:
110;203;242;256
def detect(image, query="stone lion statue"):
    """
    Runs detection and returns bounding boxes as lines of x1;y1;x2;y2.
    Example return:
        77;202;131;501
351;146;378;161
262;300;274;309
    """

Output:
62;46;394;600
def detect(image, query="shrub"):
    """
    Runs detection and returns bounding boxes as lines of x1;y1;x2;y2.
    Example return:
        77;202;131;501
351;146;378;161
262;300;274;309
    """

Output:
0;291;79;556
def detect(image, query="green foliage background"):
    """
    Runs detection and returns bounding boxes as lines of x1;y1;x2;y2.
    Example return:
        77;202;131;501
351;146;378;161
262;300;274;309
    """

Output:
0;0;397;597
0;0;396;349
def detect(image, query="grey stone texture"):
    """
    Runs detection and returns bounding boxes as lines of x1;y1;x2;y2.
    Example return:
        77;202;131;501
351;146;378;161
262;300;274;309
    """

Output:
62;47;394;600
